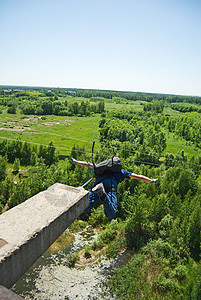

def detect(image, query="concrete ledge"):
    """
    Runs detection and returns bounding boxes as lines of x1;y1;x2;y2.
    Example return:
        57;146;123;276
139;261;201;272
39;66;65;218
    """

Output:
0;183;89;288
0;285;24;299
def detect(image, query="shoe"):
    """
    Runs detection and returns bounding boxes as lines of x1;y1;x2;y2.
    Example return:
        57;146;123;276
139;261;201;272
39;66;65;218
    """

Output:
92;183;106;200
152;179;158;184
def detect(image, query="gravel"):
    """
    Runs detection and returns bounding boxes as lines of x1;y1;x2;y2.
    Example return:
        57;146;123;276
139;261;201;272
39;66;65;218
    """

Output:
12;228;126;299
27;257;117;300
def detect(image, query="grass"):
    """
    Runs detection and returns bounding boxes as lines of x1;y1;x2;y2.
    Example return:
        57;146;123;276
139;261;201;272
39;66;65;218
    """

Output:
163;106;181;117
164;132;201;158
0;100;143;156
105;101;143;111
0;101;201;160
0;110;101;156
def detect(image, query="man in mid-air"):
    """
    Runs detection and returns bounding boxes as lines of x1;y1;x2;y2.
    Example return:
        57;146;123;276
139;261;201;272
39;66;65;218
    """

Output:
71;157;157;219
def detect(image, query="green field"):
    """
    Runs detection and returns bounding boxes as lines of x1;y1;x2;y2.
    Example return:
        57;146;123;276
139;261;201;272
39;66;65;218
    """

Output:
0;110;101;156
164;132;201;158
105;100;143;111
0;100;143;154
0;100;200;160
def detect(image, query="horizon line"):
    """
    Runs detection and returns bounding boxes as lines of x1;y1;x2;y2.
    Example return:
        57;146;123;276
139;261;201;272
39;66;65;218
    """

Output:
0;84;200;98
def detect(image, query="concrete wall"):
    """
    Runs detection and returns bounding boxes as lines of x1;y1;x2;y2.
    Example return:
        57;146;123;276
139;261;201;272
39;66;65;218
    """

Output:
0;183;89;288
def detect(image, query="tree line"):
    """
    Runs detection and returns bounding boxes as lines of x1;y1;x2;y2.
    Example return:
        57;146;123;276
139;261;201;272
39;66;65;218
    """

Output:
1;87;201;105
21;100;105;116
0;140;57;166
0;96;105;117
74;89;201;105
171;103;201;113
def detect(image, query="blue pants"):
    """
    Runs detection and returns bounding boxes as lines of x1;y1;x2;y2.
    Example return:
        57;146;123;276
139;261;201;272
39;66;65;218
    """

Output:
85;176;118;219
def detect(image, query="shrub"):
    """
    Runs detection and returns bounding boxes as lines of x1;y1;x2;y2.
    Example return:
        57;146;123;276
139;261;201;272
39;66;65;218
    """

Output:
84;246;92;259
106;253;146;299
88;205;109;227
106;237;126;258
66;252;79;267
154;276;179;293
143;239;179;264
172;265;187;281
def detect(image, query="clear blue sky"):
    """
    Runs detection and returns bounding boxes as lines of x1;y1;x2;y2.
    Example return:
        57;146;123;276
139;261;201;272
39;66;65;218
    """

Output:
0;0;201;96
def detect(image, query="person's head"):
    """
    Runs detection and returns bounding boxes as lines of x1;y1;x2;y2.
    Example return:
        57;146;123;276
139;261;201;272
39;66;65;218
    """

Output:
114;156;121;161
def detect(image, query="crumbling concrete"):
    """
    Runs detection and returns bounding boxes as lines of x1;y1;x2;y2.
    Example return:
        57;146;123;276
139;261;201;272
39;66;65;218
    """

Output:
0;183;89;288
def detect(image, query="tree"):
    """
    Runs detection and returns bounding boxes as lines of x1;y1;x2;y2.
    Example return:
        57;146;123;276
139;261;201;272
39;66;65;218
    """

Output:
9;180;30;208
45;142;57;166
7;140;22;163
0;177;14;205
13;158;20;174
97;101;105;113
41;100;52;115
21;142;32;165
151;194;168;223
0;155;7;181
177;169;198;199
187;205;201;259
22;104;35;114
7;104;16;114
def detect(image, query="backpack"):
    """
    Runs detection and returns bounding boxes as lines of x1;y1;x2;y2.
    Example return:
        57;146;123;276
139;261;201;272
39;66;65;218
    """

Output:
94;157;122;177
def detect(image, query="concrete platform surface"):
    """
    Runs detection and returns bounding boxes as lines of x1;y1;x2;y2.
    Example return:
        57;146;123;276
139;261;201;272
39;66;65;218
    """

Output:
0;183;89;287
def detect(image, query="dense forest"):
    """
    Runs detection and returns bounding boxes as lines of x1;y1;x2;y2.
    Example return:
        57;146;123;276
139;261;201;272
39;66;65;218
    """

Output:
0;86;201;299
0;88;105;117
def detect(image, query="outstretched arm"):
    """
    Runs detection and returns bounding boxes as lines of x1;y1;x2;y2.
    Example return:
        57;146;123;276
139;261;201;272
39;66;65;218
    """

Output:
71;158;93;168
129;173;157;183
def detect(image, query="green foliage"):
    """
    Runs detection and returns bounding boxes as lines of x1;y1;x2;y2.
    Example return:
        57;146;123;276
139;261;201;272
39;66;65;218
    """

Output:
172;264;187;281
106;235;126;258
9;180;30;208
187;205;201;260
171;102;201;114
106;253;147;299
68;220;88;233
0;155;7;181
84;246;92;259
88;205;109;228
66;252;79;267
99;112;166;157
0;177;14;206
13;158;20;173
0;140;58;166
176;169;198;199
158;214;173;240
143;239;179;263
0;202;3;213
151;194;169;223
184;260;201;300
143;100;164;113
124;194;154;250
1;88;201;299
7;104;16;114
20;95;105;116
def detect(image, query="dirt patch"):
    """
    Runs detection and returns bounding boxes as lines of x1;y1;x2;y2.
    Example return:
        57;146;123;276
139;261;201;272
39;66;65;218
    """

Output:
0;118;74;132
43;122;61;125
42;119;74;126
0;127;28;131
75;247;107;268
2;203;9;213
